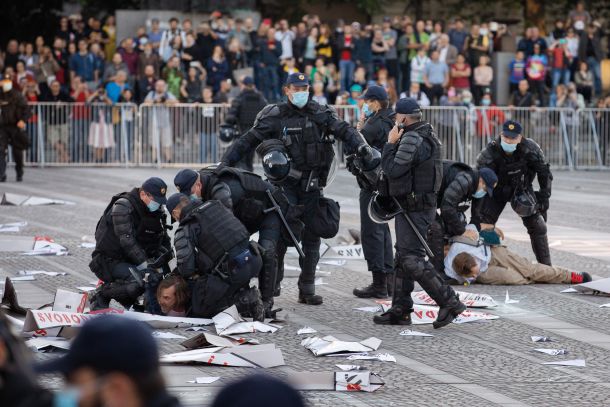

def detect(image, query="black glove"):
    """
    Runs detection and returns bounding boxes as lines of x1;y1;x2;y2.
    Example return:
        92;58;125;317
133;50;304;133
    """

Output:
535;191;549;213
345;155;361;176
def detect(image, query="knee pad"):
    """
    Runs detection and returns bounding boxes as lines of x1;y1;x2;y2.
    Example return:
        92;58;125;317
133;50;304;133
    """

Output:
524;214;547;236
398;255;424;279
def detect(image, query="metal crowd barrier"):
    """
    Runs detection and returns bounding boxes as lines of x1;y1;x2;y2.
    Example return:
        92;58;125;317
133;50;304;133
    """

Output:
13;103;610;170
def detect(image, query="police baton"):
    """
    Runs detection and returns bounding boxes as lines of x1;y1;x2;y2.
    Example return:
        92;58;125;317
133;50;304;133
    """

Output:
264;190;305;259
391;197;435;259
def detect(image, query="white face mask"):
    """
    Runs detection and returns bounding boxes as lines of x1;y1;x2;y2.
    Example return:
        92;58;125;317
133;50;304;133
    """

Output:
2;82;12;92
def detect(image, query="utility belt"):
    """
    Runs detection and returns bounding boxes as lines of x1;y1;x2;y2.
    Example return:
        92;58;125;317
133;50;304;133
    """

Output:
283;169;324;192
210;241;261;282
395;192;437;212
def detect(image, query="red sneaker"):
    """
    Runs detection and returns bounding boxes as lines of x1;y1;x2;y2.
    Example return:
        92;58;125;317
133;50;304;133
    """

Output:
570;272;592;284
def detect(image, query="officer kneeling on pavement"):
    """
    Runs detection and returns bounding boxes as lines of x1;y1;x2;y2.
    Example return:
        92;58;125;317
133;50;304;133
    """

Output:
473;120;553;266
90;177;173;312
220;72;375;306
427;160;498;274
346;85;395;299
167;193;265;320
371;97;466;328
174;165;298;317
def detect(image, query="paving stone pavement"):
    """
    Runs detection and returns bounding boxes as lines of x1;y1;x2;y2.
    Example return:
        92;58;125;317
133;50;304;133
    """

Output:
1;167;610;406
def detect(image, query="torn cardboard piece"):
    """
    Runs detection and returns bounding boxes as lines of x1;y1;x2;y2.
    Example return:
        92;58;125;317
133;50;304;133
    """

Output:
0;221;27;232
1;277;29;315
324;244;365;260
1;192;75;206
187;377;220;384
53;289;88;313
212;305;280;336
575;278;610;296
412;290;498;308
19;270;67;277
534;349;568;356
288;371;385;392
152;331;187;339
180;332;255;349
22;236;68;256
346;353;396;363
531;336;553;343
505;291;519;304
297;327;317;335
9;276;36;281
120;311;214;329
301;336;381;357
399;329;434;337
161;343;285;368
600;303;610;308
561;287;578;293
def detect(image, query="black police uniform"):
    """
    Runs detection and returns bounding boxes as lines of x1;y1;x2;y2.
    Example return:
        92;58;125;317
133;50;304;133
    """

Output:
374;98;465;328
177;166;290;315
224;87;268;171
90;187;172;310
473;124;553;265
427;160;482;273
221;73;367;304
350;106;395;298
0;86;30;181
173;198;264;319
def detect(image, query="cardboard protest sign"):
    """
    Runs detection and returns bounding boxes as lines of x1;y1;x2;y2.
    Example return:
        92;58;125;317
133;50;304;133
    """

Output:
411;290;498;308
120;311;213;328
22;310;97;332
375;301;499;325
22;236;68;256
1;192;74;206
324;244;365;260
212;305;280;336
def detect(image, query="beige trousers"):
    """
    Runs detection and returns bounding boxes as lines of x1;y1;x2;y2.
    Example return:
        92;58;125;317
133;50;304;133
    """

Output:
476;246;571;285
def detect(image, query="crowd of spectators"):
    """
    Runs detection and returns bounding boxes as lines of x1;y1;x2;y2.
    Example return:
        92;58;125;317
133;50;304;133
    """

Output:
0;1;608;112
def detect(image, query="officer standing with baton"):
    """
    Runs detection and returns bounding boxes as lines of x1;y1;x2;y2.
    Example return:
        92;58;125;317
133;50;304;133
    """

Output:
373;97;466;328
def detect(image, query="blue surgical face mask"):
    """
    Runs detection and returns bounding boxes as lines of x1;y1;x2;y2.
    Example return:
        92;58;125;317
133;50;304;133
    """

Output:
190;194;199;201
291;91;309;108
147;200;160;212
54;388;81;407
362;103;373;117
472;189;487;199
481;98;491;106
501;140;518;153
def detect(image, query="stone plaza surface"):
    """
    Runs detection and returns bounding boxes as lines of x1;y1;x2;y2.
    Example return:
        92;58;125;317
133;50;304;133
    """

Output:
1;167;610;406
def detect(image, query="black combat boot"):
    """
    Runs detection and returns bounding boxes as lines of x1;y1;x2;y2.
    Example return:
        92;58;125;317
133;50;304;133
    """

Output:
236;287;265;321
298;292;323;305
433;294;467;329
298;249;323;305
353;272;388;298
373;306;412;325
374;259;413;325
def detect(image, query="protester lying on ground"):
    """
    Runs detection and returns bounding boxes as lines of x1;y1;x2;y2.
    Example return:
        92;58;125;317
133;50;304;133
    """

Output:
444;225;592;285
157;274;190;317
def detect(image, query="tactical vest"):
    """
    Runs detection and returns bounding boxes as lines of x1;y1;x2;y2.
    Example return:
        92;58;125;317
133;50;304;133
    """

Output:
488;140;530;190
93;189;165;260
277;103;335;186
385;123;443;211
437;160;477;208
199;165;270;203
182;200;249;266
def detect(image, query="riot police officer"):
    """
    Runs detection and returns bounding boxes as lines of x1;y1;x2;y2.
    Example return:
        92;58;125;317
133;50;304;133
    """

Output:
0;75;30;182
222;76;268;171
221;72;372;305
428;161;498;273
373;98;465;328
347;85;394;298
167;193;264;320
90;177;172;311
474;120;553;265
174;166;294;317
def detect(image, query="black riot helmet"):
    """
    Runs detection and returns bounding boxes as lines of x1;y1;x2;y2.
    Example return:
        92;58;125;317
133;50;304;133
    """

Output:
262;150;291;182
256;139;292;183
511;188;538;217
218;124;240;145
367;192;403;224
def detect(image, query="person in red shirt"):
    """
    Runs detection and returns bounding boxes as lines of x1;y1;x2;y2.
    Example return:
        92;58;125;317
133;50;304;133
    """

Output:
549;38;572;92
450;53;471;94
70;76;92;162
337;24;355;92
